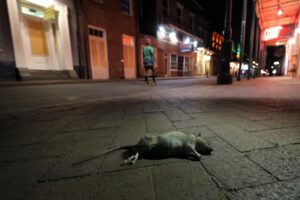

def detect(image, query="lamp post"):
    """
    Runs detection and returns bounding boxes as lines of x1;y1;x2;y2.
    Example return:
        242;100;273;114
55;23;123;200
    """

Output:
237;0;247;81
217;0;233;84
248;0;256;79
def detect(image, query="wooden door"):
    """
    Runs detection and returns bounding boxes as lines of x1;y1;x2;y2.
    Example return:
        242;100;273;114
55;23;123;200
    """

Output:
123;35;136;79
88;27;109;79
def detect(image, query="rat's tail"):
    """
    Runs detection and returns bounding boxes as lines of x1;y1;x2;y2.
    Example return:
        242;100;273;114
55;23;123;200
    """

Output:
72;145;132;166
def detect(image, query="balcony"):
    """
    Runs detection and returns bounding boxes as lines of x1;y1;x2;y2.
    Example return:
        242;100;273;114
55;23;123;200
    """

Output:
159;14;197;36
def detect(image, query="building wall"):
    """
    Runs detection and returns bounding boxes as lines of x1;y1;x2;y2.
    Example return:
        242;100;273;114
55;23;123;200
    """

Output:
156;0;209;44
3;0;77;80
61;0;80;73
82;0;136;79
139;34;196;77
0;0;16;80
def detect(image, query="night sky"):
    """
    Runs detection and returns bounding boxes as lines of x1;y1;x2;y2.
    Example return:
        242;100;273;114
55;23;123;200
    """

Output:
198;0;245;44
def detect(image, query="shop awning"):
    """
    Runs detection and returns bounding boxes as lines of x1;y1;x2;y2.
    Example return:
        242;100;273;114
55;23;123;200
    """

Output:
256;0;300;29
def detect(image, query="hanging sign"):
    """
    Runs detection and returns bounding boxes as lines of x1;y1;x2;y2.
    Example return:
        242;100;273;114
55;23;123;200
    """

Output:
264;24;295;41
264;26;283;41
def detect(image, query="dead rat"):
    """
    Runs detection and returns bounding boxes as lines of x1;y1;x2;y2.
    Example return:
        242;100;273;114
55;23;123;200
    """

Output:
72;131;213;166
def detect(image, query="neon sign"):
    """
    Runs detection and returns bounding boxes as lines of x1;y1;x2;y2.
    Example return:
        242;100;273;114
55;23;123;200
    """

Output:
264;26;283;41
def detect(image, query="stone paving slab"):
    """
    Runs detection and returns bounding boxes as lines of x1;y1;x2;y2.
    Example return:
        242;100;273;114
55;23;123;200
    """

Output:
261;115;300;129
1;142;66;163
0;158;58;200
251;127;300;146
151;162;226;200
0;121;67;147
237;111;275;121
247;144;300;181
164;108;192;122
173;117;225;129
86;111;124;122
28;168;154;200
48;127;117;143
176;105;204;114
144;113;176;133
92;119;123;129
200;154;276;190
218;116;270;132
204;137;242;157
208;124;275;152
41;136;113;181
177;126;217;138
110;119;145;146
228;178;300;200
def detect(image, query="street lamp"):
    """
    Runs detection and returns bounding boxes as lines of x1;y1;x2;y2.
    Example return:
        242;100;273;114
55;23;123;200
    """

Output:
217;0;233;84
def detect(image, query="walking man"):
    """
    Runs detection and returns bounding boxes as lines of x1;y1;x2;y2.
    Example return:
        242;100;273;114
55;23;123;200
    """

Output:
143;37;156;84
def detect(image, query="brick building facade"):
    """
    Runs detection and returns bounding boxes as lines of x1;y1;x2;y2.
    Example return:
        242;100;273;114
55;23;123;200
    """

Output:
76;0;137;80
138;0;214;78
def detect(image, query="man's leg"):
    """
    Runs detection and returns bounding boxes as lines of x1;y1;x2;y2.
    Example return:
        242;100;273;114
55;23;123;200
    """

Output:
151;66;156;83
144;68;149;83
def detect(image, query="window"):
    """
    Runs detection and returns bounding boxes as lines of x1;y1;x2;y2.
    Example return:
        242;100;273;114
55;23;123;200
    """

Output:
121;0;132;15
89;28;103;38
184;57;190;71
162;0;169;17
170;54;178;70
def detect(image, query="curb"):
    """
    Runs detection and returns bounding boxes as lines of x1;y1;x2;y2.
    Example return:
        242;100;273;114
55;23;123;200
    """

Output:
0;76;207;87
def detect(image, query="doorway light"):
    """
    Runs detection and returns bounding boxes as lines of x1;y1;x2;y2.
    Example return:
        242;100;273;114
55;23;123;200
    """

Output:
277;8;283;16
277;0;283;16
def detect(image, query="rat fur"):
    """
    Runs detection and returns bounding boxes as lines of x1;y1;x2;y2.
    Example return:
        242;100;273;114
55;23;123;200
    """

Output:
72;131;213;166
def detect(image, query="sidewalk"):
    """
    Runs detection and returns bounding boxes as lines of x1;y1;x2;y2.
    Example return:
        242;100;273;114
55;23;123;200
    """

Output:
0;76;200;87
0;77;299;200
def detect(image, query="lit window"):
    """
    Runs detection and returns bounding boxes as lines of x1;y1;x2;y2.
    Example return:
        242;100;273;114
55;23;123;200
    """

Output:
184;57;190;71
121;0;132;15
170;54;178;70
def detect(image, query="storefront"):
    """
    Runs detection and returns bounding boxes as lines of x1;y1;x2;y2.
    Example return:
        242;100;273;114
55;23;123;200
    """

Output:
6;0;77;79
195;48;213;77
284;18;300;78
139;24;212;77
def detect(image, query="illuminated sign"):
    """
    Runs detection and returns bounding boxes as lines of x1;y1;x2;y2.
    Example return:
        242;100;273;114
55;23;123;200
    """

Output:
264;26;283;41
179;43;193;52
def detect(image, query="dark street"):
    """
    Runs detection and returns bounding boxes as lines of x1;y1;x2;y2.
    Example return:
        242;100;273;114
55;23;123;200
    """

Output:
0;77;299;199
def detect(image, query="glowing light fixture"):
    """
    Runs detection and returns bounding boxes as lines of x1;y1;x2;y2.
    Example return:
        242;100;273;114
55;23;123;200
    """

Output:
274;61;280;65
197;47;204;52
277;0;283;16
277;8;283;16
275;41;280;46
169;31;178;44
192;41;198;47
184;37;190;44
157;26;166;39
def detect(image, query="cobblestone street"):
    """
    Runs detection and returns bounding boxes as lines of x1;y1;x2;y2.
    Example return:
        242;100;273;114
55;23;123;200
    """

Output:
0;77;299;200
